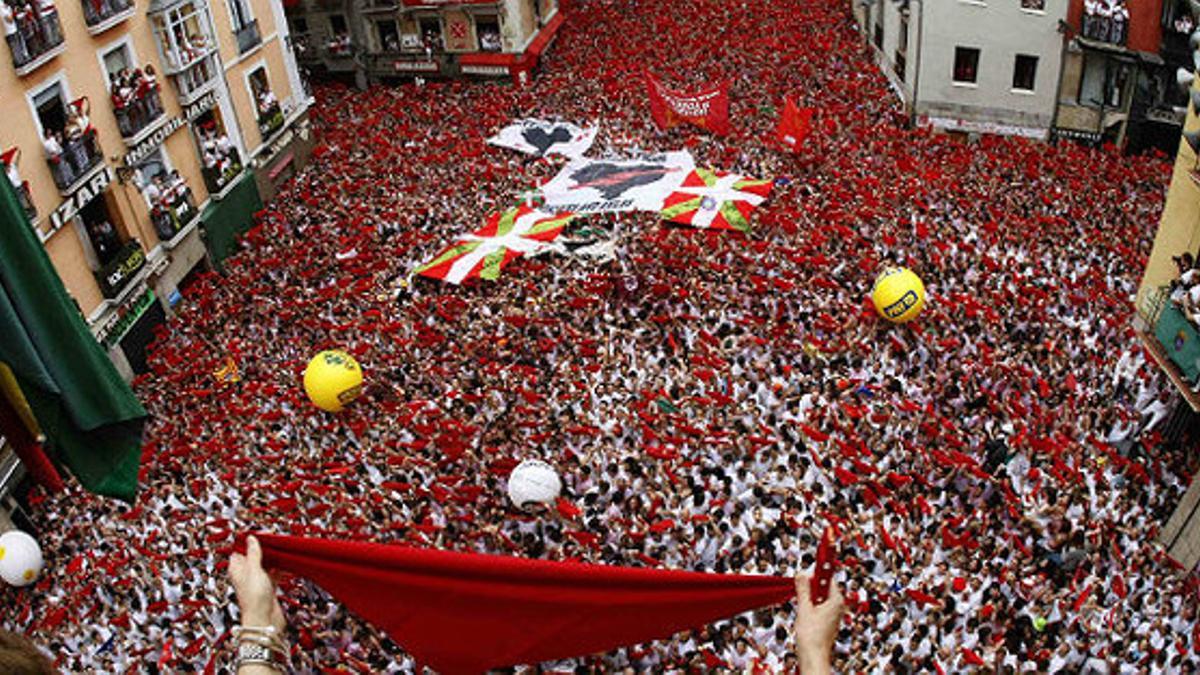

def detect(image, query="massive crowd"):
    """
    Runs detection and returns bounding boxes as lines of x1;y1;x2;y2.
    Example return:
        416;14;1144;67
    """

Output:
3;0;1198;671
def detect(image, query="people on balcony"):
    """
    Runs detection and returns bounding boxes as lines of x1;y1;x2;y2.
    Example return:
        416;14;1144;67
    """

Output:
82;0;132;27
86;217;120;266
143;170;196;240
2;148;35;219
110;65;163;138
2;0;62;67
1082;0;1129;45
200;127;241;192
327;33;351;57
42;103;100;190
256;86;282;136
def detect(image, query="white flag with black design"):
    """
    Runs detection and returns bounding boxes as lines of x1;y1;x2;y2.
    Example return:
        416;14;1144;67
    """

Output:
488;119;598;158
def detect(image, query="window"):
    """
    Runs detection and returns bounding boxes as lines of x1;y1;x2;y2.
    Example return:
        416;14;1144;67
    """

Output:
376;19;399;52
77;192;124;268
1078;53;1129;108
33;82;102;191
248;65;282;138
419;17;442;50
476;16;500;52
226;0;252;31
193;107;242;194
329;14;347;34
1013;54;1037;91
873;21;883;49
291;16;307;34
953;46;980;84
135;148;196;240
102;43;165;138
1021;0;1044;10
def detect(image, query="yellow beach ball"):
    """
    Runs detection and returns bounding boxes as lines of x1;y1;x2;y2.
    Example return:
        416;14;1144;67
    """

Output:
871;267;926;324
303;350;364;412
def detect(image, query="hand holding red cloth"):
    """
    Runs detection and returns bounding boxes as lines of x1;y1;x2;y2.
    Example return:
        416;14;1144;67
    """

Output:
242;533;794;674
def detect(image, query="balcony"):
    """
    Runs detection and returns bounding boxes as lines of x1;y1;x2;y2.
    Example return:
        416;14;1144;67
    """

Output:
1081;14;1128;47
170;52;219;105
6;4;65;75
112;77;166;143
258;102;284;140
150;182;198;242
44;129;104;194
201;147;242;195
82;0;134;34
235;19;261;55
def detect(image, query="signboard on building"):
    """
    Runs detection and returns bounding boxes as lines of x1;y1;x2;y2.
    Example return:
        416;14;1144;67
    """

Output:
95;287;156;347
918;115;1048;141
394;60;439;72
48;166;114;233
462;64;508;76
122;90;219;167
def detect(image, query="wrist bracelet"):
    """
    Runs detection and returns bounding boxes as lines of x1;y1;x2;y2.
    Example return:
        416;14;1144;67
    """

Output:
238;633;287;654
235;641;286;672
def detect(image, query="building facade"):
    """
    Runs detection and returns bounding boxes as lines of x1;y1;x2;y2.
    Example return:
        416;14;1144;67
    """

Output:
286;0;561;85
855;0;1067;139
0;0;313;380
1052;0;1189;153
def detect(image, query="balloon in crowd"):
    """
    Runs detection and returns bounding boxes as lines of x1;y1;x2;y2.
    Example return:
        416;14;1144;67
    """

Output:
871;266;926;324
507;459;562;508
302;350;364;413
0;530;43;587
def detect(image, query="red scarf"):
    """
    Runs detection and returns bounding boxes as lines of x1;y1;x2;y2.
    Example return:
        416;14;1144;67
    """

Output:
247;534;794;674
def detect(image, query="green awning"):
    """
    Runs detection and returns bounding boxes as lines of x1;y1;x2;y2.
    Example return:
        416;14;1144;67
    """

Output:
201;172;263;273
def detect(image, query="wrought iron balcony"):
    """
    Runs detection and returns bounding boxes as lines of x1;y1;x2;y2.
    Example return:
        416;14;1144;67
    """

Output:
6;3;65;75
44;121;104;194
235;18;261;54
1081;14;1128;47
82;0;134;33
111;75;166;141
258;102;284;139
202;147;242;195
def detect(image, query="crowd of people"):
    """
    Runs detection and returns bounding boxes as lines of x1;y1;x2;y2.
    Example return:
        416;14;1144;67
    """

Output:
3;0;1198;671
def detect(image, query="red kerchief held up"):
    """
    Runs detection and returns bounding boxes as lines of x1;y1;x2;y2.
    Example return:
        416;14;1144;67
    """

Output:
248;533;794;674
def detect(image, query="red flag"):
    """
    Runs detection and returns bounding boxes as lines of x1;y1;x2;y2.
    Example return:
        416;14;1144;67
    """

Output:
645;73;731;136
243;533;795;675
776;97;813;150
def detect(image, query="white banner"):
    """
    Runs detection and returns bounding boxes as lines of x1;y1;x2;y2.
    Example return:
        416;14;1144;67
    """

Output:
487;119;597;158
539;151;695;213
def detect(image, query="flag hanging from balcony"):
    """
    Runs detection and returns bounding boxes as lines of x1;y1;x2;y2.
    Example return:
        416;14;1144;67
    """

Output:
0;178;146;502
644;73;732;136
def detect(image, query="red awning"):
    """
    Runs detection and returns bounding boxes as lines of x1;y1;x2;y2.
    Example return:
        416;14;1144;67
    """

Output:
525;11;563;59
458;52;519;67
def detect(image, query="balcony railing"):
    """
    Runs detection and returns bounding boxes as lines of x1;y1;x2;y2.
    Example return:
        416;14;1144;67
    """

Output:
170;52;219;104
257;102;284;139
95;239;146;299
1081;14;1128;46
5;4;65;73
81;0;133;31
235;19;261;55
150;183;198;241
44;129;103;193
202;147;242;194
112;77;165;141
